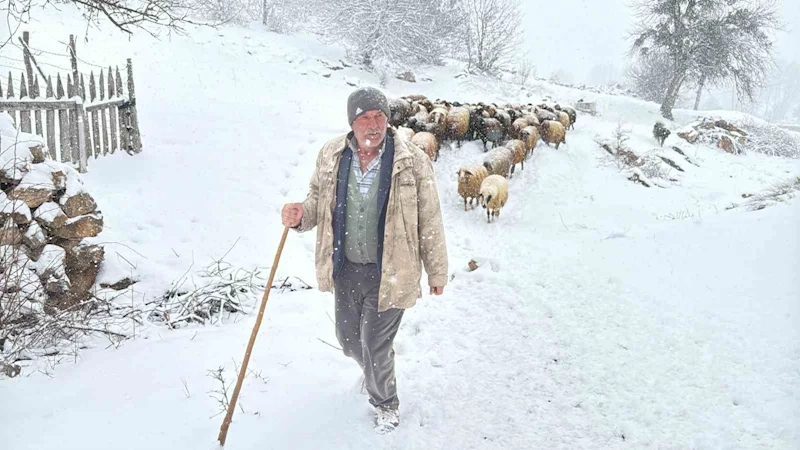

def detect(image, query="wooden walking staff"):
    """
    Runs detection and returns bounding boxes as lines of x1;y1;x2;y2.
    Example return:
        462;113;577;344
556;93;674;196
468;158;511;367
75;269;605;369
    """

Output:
217;226;290;447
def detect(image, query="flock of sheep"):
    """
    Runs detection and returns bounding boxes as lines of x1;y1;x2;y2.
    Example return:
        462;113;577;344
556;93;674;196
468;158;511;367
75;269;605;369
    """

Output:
388;94;578;223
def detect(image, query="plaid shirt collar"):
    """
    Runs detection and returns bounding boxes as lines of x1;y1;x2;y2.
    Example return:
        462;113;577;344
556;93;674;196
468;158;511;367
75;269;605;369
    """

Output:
348;134;386;197
348;135;386;174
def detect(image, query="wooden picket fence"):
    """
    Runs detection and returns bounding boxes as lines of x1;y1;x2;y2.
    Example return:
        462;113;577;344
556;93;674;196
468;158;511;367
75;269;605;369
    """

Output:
0;39;141;173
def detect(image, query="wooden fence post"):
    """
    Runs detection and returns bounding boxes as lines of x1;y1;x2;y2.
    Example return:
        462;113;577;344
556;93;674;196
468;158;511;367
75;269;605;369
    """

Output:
56;74;71;163
76;103;88;173
45;76;56;159
67;74;78;162
115;66;130;153
89;71;100;157
108;66;118;154
19;73;31;132
22;32;43;139
6;72;15;126
126;59;142;153
69;35;81;98
99;70;108;155
33;75;42;137
80;73;90;159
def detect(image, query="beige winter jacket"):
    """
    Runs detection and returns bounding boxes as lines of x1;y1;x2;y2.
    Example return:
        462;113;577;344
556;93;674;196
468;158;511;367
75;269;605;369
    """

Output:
295;127;448;312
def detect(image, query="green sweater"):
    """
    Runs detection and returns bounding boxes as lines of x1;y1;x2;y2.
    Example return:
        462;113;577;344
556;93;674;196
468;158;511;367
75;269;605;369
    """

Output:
344;161;381;264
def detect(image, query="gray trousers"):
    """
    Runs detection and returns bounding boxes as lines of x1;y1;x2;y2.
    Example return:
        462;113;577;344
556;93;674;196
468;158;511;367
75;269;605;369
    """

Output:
334;259;404;409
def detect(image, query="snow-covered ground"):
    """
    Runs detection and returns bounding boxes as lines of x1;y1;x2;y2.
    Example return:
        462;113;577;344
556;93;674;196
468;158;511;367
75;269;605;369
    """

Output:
1;10;799;450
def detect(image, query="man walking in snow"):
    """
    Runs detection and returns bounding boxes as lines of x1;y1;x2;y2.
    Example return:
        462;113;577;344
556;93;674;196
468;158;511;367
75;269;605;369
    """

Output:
281;86;448;434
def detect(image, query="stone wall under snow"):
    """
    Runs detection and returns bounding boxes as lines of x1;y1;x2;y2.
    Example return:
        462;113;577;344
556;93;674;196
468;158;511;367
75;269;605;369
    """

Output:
1;112;107;310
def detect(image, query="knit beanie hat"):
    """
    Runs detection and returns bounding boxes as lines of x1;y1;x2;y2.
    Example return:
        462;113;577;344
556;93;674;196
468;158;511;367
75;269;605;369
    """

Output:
347;87;391;125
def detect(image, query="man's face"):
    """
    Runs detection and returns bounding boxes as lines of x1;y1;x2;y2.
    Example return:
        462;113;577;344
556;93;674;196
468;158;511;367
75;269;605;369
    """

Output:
351;110;388;150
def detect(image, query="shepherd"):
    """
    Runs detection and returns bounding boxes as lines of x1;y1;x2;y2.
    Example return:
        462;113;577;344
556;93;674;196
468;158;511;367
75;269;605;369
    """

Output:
281;86;449;434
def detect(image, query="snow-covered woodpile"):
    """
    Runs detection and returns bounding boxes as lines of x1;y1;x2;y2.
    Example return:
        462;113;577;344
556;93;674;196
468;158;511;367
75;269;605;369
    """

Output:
677;117;749;154
676;116;800;158
1;112;106;312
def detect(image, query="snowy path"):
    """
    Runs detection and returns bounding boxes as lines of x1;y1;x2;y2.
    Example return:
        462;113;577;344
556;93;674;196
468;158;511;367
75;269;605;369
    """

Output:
3;190;796;450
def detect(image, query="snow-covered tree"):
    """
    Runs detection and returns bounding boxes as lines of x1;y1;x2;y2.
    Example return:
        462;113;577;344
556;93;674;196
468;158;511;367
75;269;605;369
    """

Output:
626;50;675;103
588;63;619;87
4;0;200;37
261;0;308;34
185;0;307;30
462;0;522;74
187;0;257;26
0;0;221;46
756;61;800;122
548;68;574;86
311;0;466;69
629;0;781;119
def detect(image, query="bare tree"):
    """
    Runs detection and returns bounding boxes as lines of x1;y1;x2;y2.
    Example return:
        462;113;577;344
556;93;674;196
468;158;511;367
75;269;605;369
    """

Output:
751;61;800;121
184;0;307;30
588;63;619;87
626;49;675;103
71;0;200;34
310;0;465;69
462;0;522;74
630;0;782;120
2;0;202;41
185;0;253;26
261;0;308;34
511;56;535;85
548;68;574;86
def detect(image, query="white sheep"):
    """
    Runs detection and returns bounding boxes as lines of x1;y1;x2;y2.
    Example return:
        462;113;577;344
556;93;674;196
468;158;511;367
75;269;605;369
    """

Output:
457;164;489;211
479;174;509;223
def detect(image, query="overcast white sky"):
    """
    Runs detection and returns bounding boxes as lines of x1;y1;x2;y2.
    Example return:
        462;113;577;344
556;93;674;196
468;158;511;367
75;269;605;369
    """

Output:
520;0;799;86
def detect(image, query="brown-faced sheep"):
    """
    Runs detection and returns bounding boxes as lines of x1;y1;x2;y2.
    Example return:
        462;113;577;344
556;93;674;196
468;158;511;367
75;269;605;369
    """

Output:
411;131;439;161
427;106;450;140
446;107;471;147
538;120;566;149
555;111;571;130
483;146;513;178
457;164;489;211
505;139;527;177
520;126;540;156
479;174;510;223
511;118;529;139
